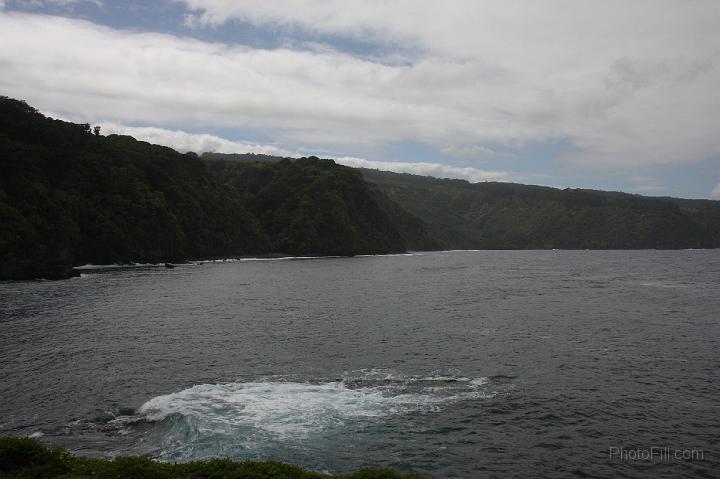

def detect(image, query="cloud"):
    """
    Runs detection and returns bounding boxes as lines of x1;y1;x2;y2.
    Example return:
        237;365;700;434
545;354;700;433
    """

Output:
2;3;720;177
441;145;495;160
100;122;298;157
94;120;511;183
710;181;720;200
175;1;720;168
624;175;670;196
1;12;447;144
334;157;509;183
10;0;101;7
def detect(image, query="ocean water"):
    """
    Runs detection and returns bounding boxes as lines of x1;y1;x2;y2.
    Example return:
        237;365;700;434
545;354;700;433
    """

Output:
0;250;718;478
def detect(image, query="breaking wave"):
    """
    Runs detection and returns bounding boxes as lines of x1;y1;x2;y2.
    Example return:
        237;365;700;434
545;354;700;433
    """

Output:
110;371;495;461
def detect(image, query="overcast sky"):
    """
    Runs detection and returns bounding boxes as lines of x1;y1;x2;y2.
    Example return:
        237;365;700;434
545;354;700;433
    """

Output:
1;0;719;198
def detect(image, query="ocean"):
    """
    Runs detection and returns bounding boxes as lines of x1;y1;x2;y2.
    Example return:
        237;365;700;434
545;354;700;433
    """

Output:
1;250;718;478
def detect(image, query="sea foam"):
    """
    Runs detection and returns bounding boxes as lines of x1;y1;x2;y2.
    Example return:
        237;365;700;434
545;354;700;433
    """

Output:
132;373;493;461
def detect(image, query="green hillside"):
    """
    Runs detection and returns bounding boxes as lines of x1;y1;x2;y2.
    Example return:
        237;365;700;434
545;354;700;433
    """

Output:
2;95;718;280
0;97;407;280
360;168;720;250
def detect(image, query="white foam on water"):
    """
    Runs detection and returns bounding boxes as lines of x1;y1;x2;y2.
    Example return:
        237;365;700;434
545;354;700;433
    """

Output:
437;249;483;253
201;253;421;263
75;263;160;270
195;256;345;264
136;374;492;443
356;253;419;257
239;256;340;261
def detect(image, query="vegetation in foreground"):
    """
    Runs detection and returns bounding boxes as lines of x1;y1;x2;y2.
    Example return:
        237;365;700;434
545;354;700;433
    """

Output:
0;438;428;479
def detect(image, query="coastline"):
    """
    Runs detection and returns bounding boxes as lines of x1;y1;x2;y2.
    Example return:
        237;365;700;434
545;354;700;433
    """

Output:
4;247;718;282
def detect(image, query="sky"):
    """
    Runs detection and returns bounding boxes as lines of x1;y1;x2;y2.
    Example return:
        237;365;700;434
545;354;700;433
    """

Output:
1;0;719;199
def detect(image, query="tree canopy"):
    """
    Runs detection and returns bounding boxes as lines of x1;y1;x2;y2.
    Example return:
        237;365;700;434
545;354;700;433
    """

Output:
0;97;406;279
1;95;718;280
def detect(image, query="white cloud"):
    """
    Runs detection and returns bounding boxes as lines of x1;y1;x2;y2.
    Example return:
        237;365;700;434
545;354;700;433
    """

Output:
11;0;101;7
624;175;670;196
334;157;509;183
176;0;720;168
99;121;510;183
441;145;495;160
710;182;720;200
1;2;720;177
100;122;298;157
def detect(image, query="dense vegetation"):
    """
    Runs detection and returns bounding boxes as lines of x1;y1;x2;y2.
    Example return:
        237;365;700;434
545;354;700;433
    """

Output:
0;97;407;279
360;169;720;250
206;159;405;256
2;95;719;279
202;152;284;163
0;437;427;479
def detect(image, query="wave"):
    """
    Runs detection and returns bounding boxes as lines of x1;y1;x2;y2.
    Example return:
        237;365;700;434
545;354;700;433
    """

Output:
75;262;163;270
111;371;495;461
74;253;421;273
203;253;420;263
355;253;419;257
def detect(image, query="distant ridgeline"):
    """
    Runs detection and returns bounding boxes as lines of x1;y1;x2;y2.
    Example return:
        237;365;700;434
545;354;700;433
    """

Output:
1;96;719;279
359;169;720;251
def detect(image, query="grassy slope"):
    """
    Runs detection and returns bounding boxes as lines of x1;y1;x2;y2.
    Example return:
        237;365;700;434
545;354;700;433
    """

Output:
0;438;428;479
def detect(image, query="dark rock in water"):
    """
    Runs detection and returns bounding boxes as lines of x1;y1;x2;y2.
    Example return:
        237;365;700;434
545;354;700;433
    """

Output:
164;263;175;269
92;412;116;423
47;268;81;280
116;407;135;416
0;260;80;281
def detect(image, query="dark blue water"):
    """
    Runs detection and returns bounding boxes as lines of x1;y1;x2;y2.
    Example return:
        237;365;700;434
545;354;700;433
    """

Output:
1;251;719;478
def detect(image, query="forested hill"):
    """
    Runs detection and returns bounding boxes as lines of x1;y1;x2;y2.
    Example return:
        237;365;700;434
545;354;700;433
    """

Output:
2;95;719;279
204;152;720;250
360;168;720;250
0;97;407;280
202;152;285;163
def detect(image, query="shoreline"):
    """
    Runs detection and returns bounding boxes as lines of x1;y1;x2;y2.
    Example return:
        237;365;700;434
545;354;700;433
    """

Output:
3;248;719;282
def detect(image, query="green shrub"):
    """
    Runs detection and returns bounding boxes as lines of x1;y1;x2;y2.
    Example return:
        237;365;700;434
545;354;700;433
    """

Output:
0;438;428;479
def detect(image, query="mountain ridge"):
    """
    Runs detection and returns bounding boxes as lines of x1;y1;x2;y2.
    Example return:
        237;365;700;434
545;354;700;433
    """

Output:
359;168;720;250
2;95;719;280
0;97;408;280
